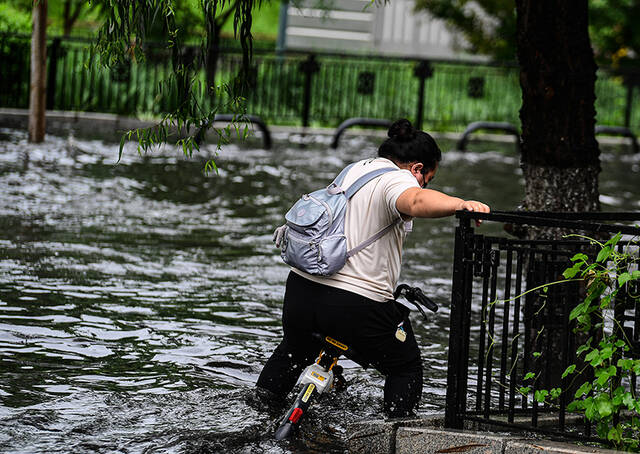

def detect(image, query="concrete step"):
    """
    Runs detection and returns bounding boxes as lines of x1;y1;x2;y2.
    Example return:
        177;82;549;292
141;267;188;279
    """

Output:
347;415;621;454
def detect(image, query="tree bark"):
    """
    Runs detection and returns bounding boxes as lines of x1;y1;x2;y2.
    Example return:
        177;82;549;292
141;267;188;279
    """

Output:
29;0;47;143
515;0;600;228
515;0;601;389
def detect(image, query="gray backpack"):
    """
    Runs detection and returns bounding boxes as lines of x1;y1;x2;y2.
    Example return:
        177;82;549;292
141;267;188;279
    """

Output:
273;163;401;276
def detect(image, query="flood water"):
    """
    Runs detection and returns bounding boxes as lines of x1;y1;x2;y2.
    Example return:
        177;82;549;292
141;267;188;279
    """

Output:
0;128;638;453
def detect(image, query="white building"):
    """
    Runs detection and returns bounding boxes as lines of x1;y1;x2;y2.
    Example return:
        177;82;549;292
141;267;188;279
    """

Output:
280;0;478;60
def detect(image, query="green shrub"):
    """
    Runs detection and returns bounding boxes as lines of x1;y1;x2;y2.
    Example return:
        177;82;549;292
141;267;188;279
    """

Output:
0;4;31;34
520;233;640;451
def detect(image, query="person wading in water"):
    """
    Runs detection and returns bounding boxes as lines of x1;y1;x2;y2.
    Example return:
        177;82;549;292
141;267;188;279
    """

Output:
256;118;490;417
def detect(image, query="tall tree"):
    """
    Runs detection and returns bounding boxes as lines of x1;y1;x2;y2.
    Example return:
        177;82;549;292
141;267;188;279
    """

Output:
62;0;85;36
516;0;600;223
28;0;47;143
416;0;601;223
414;0;640;67
515;0;600;389
203;0;239;91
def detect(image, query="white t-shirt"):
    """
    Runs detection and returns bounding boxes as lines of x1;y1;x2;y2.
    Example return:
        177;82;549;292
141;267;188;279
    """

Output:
292;157;419;302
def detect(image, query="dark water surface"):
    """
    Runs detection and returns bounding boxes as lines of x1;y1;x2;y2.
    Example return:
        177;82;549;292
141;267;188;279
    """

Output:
0;129;638;453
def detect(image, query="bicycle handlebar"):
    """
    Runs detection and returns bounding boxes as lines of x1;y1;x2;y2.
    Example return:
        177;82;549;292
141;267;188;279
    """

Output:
393;284;439;314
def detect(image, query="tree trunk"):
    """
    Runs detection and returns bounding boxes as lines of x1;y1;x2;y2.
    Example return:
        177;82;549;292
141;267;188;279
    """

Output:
515;0;600;389
29;0;47;143
515;0;600;228
62;0;83;37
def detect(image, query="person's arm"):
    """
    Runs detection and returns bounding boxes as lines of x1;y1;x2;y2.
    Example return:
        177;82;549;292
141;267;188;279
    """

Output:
396;187;490;223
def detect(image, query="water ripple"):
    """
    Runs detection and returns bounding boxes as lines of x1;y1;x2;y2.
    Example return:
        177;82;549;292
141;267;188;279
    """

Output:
0;129;636;452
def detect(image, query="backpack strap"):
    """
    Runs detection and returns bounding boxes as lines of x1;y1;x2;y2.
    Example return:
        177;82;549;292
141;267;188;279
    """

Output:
342;166;404;257
329;164;403;258
327;165;397;197
347;218;403;258
345;167;397;199
332;163;356;186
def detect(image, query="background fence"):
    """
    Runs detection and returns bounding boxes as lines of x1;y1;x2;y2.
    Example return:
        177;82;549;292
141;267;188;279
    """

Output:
446;211;640;444
1;34;640;132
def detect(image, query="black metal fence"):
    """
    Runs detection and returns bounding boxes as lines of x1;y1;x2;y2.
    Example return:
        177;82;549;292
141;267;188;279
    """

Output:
2;34;640;132
445;211;640;443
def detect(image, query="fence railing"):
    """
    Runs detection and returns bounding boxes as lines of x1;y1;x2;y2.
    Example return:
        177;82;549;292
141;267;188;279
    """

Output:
445;210;640;444
1;34;640;132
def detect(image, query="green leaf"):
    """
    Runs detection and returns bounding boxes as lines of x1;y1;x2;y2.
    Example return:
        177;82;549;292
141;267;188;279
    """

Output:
585;281;607;303
612;387;624;406
535;389;548;402
596;395;613;417
604;232;622;248
563;263;583;279
595;366;616;386
576;314;592;331
570;301;587;321
567;400;581;412
618;272;632;286
550;387;562;400
596;245;612;263
571;253;588;262
584;397;596;420
576;341;592;356
607;426;621;443
562;364;576;379
599;294;612;310
600;346;614;361
585;349;600;365
622;392;635;409
590;356;604;368
617;358;632;370
533;352;542;358
519;386;531;394
575;382;592;398
524;372;536;381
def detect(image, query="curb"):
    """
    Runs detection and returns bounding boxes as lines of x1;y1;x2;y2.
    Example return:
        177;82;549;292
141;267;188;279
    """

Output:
0;108;157;142
347;416;620;454
2;108;633;148
0;108;517;145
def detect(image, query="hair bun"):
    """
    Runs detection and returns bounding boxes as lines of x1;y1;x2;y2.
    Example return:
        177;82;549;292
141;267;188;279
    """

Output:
388;119;415;141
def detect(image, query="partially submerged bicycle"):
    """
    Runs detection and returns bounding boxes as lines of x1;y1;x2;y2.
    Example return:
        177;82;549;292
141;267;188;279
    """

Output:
274;284;438;440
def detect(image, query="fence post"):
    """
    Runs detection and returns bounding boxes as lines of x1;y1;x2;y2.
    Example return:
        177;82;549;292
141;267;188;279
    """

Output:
623;73;640;129
413;60;433;130
445;213;472;429
46;37;60;110
276;0;289;57
299;54;319;127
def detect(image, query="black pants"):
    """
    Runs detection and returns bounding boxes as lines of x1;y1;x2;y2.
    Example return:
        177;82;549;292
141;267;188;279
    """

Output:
257;271;422;417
